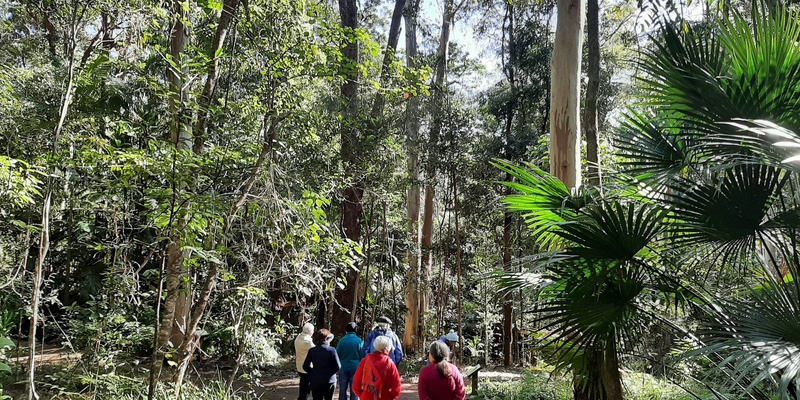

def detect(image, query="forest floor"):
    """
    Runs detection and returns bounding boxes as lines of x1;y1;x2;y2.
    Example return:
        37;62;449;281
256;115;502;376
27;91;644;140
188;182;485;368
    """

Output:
255;377;420;400
5;341;521;399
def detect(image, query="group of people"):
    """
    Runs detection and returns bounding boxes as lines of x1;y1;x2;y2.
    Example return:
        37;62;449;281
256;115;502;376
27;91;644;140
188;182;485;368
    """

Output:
294;316;466;400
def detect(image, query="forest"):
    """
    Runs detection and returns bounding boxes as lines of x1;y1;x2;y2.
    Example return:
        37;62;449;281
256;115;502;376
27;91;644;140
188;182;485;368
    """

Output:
2;0;800;399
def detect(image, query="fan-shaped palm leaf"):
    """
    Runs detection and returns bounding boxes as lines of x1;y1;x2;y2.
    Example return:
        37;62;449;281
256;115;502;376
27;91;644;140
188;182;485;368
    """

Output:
616;111;695;182
694;277;800;399
493;159;600;248
558;201;665;261
663;165;785;250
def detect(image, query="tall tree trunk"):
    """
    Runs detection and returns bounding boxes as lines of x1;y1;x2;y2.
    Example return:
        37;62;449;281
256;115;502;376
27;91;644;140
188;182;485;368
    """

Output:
550;0;590;396
420;0;454;342
453;171;464;364
370;0;406;119
501;0;516;368
173;0;242;388
28;7;80;398
549;0;585;189
172;0;242;389
584;0;601;186
402;0;423;354
502;191;513;366
151;1;191;393
332;0;362;334
194;0;240;155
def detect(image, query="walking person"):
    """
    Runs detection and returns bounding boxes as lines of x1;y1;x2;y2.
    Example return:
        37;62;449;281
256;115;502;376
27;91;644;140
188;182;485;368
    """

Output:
335;322;363;400
418;341;466;400
362;316;403;366
295;323;315;400
353;336;402;400
303;329;341;400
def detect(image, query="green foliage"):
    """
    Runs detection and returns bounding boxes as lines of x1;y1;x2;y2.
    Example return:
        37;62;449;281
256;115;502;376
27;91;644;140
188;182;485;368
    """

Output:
35;368;263;399
66;299;155;368
474;369;705;400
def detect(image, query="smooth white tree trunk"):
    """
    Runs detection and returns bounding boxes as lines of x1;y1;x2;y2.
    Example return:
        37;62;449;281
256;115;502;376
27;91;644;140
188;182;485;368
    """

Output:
549;0;585;189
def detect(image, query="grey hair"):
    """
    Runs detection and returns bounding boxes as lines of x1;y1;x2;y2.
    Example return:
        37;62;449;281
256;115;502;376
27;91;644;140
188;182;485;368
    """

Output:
373;335;394;353
302;323;315;335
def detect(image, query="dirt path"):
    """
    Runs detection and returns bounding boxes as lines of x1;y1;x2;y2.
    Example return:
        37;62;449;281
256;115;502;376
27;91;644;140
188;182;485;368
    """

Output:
256;377;419;400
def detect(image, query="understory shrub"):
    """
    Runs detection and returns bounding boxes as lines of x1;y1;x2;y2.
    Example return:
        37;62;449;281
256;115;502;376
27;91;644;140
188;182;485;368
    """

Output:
28;367;264;400
66;299;155;368
473;369;713;400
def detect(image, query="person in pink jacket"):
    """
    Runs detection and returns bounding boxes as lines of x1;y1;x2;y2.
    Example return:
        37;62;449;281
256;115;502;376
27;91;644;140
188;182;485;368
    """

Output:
417;341;466;400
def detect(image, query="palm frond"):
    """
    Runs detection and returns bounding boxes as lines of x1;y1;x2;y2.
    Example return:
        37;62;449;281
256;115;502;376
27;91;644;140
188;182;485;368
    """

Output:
693;279;800;399
558;201;666;261
616;111;695;183
493;159;599;248
663;165;783;253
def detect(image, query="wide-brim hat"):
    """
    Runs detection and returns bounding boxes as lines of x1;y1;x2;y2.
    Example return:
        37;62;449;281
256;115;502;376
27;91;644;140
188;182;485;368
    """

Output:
376;316;392;325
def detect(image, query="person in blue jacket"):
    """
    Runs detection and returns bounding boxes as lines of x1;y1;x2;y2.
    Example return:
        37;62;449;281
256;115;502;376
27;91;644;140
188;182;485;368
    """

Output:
362;316;403;366
303;329;341;400
335;322;363;400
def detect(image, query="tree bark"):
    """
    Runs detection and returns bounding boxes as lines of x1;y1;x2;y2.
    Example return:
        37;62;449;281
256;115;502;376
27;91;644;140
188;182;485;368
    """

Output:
501;0;516;368
168;0;242;389
332;0;362;335
370;0;406;119
420;0;455;343
194;0;240;155
600;338;624;400
151;1;191;393
584;0;601;186
549;0;585;189
453;170;464;364
402;0;423;354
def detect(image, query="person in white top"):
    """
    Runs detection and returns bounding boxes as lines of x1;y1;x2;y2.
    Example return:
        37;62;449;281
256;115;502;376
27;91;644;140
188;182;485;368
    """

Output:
295;323;315;400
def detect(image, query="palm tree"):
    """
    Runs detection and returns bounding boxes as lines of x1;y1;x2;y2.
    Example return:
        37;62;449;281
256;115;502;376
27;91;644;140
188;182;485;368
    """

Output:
619;7;800;399
498;6;800;400
495;160;678;400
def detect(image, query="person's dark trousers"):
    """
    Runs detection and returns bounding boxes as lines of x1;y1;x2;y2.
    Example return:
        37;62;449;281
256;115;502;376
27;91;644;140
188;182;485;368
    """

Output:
311;383;336;400
338;369;358;400
298;372;312;400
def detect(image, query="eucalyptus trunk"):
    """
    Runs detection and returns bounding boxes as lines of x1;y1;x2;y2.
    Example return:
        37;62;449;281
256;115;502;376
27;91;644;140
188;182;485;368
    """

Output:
549;0;585;189
420;0;455;342
370;0;406;119
402;0;424;353
501;0;516;367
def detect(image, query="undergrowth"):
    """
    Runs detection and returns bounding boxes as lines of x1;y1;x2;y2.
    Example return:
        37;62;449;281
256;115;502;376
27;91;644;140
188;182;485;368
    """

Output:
2;366;265;400
473;368;718;400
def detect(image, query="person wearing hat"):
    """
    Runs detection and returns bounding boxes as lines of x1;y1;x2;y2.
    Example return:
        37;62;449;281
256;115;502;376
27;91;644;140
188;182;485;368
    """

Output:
441;329;459;352
336;322;363;400
362;316;403;366
295;323;315;400
303;329;341;400
418;341;466;400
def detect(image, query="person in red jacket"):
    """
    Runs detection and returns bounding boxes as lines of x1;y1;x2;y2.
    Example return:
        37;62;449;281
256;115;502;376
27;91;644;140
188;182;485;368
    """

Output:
352;335;402;400
418;341;466;400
